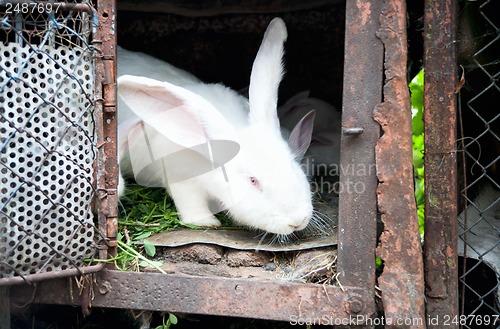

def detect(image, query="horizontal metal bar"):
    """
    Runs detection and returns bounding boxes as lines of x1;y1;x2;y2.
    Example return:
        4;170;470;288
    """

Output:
0;262;105;287
10;269;377;323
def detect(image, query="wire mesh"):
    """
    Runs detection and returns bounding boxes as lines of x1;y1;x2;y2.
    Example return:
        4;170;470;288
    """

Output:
0;1;99;280
457;0;500;326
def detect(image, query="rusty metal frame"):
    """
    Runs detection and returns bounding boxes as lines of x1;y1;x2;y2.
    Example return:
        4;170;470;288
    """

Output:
94;0;119;261
11;271;377;323
337;0;381;300
423;0;459;326
3;0;467;324
7;0;393;323
373;1;426;326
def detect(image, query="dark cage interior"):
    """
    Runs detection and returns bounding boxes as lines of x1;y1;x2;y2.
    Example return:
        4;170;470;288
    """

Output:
116;2;346;110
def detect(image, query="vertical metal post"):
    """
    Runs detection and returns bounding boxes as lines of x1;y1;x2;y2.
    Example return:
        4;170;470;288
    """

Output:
338;0;382;296
423;0;459;326
95;0;118;260
374;1;426;326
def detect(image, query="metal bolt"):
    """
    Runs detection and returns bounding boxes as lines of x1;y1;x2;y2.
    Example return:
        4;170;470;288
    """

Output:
98;280;112;295
346;295;364;314
342;127;364;135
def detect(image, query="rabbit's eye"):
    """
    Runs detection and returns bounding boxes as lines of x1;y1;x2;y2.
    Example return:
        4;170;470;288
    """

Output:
250;176;262;191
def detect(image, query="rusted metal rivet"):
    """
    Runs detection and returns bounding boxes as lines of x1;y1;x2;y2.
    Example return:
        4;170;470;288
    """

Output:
98;280;112;295
345;295;364;314
342;127;364;135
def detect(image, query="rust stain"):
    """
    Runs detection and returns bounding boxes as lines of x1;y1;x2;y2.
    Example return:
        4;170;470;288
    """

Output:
356;0;372;27
422;3;459;325
337;0;382;302
373;1;426;328
95;0;119;260
8;271;377;321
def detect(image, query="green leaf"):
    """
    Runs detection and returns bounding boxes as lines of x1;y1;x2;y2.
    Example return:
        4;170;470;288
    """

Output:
169;313;178;325
134;231;152;241
410;69;424;136
410;69;425;239
412;134;424;168
143;239;156;257
137;203;150;214
138;259;163;268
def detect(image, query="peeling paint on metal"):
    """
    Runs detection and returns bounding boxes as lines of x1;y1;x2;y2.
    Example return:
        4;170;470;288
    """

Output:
373;1;426;328
356;0;371;27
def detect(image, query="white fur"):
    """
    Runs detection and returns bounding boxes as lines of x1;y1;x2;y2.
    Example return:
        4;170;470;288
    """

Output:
117;18;314;235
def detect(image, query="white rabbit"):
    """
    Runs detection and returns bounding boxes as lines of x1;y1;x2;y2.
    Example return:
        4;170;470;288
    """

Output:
116;45;202;124
116;18;316;235
278;91;341;177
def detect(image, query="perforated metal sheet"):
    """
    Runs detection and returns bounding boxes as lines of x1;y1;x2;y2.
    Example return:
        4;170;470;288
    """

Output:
0;43;96;278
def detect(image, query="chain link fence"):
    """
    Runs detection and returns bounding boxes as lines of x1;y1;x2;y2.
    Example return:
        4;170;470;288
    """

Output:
0;1;100;281
457;0;500;326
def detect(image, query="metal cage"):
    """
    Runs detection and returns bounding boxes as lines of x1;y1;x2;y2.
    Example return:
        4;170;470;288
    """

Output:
2;0;499;328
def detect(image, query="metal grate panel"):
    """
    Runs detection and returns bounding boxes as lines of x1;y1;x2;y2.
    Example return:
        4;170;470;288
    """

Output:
0;1;98;280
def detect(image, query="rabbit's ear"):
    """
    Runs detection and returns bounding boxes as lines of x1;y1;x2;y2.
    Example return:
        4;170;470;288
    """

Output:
288;110;315;161
248;18;287;131
118;75;240;185
118;75;236;147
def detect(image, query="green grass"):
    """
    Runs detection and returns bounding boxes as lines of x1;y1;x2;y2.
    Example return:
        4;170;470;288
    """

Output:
114;184;235;271
114;185;191;271
119;185;198;241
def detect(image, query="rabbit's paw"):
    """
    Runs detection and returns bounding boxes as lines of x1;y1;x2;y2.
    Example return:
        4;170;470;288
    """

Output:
181;215;222;228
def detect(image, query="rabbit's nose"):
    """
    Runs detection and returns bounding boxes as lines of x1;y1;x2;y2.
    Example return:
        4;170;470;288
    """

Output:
289;217;309;230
